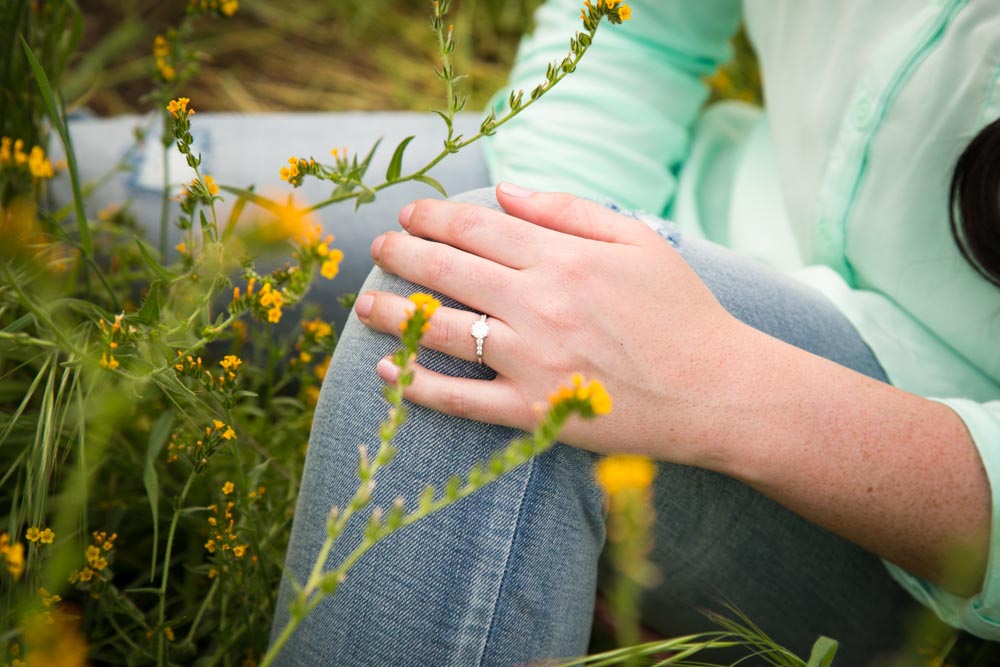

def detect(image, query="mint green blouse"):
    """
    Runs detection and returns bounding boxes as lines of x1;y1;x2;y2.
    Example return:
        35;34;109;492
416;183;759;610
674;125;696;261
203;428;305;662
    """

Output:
484;0;1000;639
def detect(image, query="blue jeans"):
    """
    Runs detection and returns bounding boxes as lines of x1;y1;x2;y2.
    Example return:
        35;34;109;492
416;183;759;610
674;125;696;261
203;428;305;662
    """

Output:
271;189;919;666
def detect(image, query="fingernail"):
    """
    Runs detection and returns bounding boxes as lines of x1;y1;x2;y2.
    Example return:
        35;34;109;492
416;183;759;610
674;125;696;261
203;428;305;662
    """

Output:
498;182;535;198
355;293;374;319
371;234;385;261
399;202;415;229
376;357;400;383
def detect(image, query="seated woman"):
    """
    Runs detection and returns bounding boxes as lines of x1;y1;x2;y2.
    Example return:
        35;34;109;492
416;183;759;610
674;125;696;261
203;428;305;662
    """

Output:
271;1;1000;665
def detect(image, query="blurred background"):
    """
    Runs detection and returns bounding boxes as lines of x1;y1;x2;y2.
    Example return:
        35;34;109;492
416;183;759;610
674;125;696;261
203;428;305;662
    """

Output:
72;0;761;116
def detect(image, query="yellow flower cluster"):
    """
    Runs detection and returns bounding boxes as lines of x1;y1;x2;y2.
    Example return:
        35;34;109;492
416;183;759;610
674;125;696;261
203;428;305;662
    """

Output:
184;175;220;203
400;293;441;334
232;276;287;324
166;97;194;119
203;499;249;559
258;282;285;323
14;611;88;667
173;351;243;390
38;587;62;608
548;373;613;416
165;420;236;465
97;313;128;371
580;0;632;26
319;243;344;280
188;0;239;16
296;318;334;364
153;34;174;81
25;526;54;544
0;533;25;580
68;531;117;586
1;137;54;180
594;455;656;497
279;156;316;186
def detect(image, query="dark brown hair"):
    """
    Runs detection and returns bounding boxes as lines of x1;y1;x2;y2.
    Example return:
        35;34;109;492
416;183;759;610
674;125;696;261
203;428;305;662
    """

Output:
949;116;1000;287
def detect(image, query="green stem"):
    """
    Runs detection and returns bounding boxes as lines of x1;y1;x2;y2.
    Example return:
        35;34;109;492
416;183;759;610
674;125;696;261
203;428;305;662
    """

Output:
305;22;599;214
159;129;171;259
184;576;219;644
157;471;197;667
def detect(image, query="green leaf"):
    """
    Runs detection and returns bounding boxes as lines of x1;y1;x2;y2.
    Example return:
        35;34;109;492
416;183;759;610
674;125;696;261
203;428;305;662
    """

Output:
134;238;178;281
433;109;452;126
414;175;448;198
385;135;415;182
357;137;383;179
143;410;174;581
219;185;287;216
136;280;163;324
806;637;838;667
21;36;92;256
354;187;376;212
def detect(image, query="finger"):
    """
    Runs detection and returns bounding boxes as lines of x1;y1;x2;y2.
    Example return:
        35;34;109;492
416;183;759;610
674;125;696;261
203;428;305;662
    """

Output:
495;183;649;245
371;231;520;315
400;199;551;270
376;358;532;429
355;291;522;371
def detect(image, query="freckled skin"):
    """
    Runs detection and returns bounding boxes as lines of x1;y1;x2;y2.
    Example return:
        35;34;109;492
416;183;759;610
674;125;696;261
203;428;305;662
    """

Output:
360;186;990;596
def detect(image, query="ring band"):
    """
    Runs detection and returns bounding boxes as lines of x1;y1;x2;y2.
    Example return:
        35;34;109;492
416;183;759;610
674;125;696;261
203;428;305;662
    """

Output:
470;314;490;365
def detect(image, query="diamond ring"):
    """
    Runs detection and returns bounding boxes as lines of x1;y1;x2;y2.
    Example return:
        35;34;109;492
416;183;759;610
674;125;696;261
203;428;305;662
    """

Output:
470;314;490;365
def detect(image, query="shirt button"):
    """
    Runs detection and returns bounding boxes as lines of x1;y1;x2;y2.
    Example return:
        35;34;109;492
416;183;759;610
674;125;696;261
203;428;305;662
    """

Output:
853;97;874;129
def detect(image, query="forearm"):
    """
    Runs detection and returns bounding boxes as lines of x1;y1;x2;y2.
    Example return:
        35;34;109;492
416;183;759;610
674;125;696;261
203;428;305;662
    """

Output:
697;321;990;596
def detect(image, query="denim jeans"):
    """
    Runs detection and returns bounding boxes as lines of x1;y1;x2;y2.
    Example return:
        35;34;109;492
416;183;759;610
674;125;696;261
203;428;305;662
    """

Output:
270;188;920;667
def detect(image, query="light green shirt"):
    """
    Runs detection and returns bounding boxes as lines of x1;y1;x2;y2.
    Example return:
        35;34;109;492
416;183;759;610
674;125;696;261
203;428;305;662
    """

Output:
484;0;1000;639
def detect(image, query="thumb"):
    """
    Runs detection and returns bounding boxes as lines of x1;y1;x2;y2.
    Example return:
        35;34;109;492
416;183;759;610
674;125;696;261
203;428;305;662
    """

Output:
495;182;646;245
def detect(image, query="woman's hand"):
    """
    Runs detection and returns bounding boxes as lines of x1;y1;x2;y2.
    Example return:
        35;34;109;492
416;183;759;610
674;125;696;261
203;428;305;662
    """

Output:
354;183;753;463
355;184;992;591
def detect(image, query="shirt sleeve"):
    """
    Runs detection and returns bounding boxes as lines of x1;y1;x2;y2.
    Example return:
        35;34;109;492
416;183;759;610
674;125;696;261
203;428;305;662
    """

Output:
482;0;742;215
883;398;1000;640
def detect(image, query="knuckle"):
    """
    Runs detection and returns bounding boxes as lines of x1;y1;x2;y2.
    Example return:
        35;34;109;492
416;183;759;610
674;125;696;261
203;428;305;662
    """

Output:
448;205;483;240
426;248;455;284
430;313;456;350
442;387;468;419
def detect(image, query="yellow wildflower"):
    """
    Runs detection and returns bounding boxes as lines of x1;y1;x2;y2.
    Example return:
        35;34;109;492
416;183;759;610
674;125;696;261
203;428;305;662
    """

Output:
166;97;194;119
548;374;612;415
99;353;120;370
220;0;238;16
25;527;40;543
204;539;217;554
220;355;242;371
233;545;247;558
38;587;62;608
27;146;53;179
39;528;54;544
77;568;94;582
221;427;236;441
5;541;25;579
617;4;631;20
208;566;219;578
222;481;235;495
304;385;320;406
594;455;657;497
321;248;345;280
314;357;331;382
203;174;219;196
153;35;170;58
164;627;176;642
408;292;441;318
267;306;282;323
86;545;100;563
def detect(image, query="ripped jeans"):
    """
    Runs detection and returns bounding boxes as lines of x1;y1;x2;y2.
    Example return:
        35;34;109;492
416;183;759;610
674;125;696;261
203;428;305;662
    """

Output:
270;189;919;667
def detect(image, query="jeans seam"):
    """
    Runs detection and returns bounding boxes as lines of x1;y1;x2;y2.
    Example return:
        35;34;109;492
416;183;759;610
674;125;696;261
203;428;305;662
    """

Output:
472;455;539;666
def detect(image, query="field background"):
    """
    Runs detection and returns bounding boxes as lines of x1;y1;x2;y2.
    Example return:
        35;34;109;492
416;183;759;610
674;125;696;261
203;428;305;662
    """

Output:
73;0;761;116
